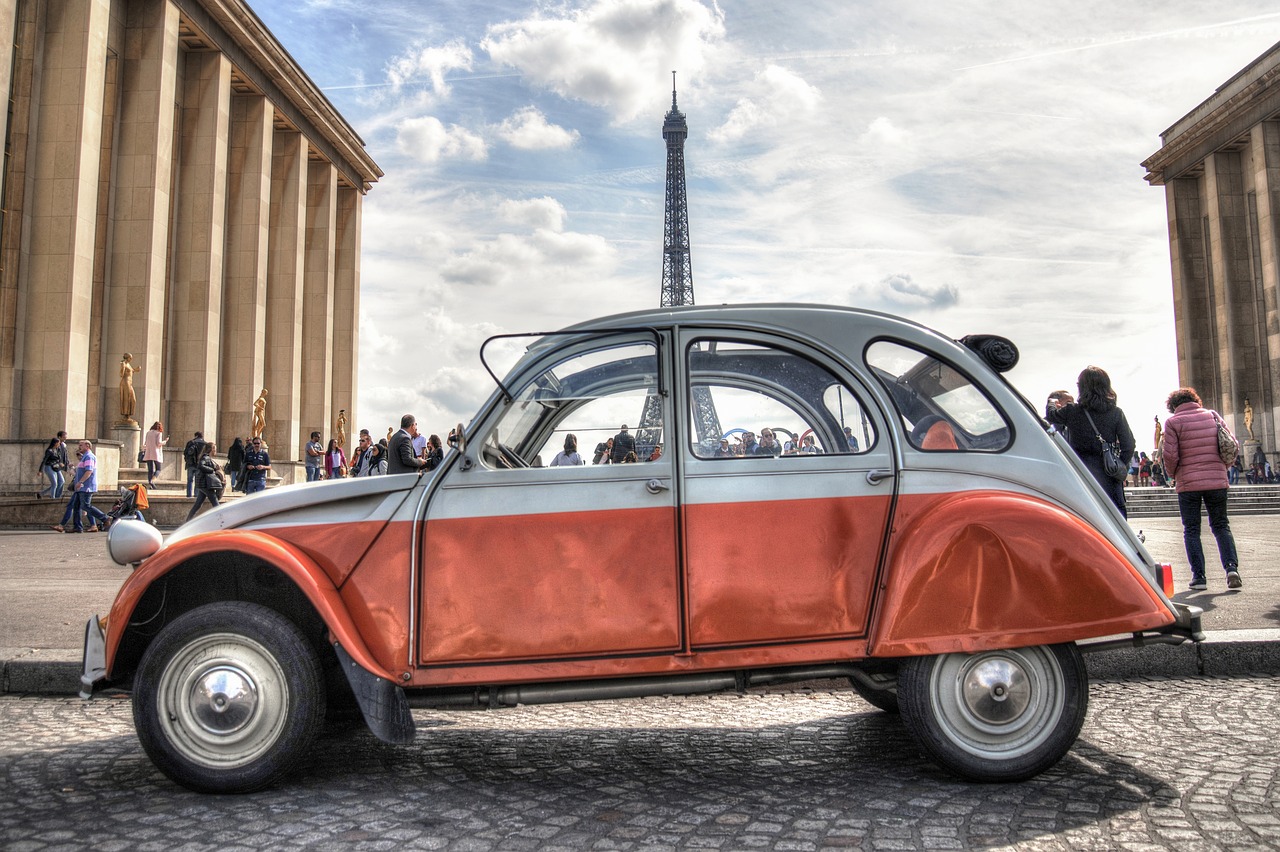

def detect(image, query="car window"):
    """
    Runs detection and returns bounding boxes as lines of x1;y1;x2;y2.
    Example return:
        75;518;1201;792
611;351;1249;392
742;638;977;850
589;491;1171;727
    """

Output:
865;340;1011;451
685;339;875;459
481;341;664;468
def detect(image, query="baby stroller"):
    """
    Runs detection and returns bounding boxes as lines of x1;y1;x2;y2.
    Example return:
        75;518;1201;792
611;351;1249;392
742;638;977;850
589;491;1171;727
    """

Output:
104;483;148;529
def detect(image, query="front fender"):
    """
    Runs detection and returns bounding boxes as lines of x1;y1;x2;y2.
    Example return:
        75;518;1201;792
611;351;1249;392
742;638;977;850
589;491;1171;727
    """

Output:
102;530;396;683
869;491;1174;657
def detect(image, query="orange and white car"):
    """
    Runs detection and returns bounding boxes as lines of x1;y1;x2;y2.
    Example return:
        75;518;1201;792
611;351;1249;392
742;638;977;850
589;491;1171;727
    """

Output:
82;304;1201;792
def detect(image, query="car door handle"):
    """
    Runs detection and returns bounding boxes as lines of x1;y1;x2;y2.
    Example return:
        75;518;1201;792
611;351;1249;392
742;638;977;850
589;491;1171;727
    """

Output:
645;478;670;494
866;469;894;485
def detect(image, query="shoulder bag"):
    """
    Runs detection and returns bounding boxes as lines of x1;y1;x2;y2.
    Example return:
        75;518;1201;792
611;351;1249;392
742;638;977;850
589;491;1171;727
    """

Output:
1212;412;1239;466
1083;409;1129;482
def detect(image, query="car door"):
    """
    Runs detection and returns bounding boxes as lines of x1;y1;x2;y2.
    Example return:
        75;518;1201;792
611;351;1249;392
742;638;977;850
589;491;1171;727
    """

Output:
417;333;682;666
678;331;895;648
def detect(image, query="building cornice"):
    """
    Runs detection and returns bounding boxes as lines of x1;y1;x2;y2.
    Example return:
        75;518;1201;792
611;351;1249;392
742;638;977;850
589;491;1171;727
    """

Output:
180;0;382;192
1142;40;1280;186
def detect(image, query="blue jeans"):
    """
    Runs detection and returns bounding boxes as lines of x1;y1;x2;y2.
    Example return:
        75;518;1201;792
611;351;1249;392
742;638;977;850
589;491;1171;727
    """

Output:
1177;488;1239;581
146;460;160;484
186;466;197;497
245;478;266;495
70;491;107;532
40;465;64;499
305;465;322;482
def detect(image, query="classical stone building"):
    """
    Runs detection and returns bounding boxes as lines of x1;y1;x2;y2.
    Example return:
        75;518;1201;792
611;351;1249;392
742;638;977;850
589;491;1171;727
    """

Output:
1143;41;1280;457
0;0;380;486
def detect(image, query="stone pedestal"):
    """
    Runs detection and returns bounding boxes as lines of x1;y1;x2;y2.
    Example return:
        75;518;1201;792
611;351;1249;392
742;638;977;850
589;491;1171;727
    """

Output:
112;423;141;467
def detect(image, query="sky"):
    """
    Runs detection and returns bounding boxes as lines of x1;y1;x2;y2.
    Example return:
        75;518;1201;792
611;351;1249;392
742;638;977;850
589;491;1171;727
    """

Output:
248;0;1280;451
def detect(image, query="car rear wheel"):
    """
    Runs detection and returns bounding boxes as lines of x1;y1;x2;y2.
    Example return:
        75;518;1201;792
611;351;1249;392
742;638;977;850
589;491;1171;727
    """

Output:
133;602;325;793
898;643;1087;782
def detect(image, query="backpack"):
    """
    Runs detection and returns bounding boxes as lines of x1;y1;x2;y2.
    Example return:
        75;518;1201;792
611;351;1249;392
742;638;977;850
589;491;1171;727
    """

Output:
184;439;205;468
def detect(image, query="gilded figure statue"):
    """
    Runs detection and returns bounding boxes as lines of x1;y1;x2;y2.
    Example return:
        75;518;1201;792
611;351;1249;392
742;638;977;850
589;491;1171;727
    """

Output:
119;353;139;423
336;409;347;448
252;388;268;440
1244;397;1254;441
1153;415;1161;453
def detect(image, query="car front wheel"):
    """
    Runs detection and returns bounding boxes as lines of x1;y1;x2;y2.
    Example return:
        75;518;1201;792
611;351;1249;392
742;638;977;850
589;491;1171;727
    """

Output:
133;602;325;793
898;643;1087;782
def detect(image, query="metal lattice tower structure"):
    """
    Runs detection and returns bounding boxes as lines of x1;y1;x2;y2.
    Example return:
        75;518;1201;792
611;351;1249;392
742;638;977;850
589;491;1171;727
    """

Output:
660;72;695;308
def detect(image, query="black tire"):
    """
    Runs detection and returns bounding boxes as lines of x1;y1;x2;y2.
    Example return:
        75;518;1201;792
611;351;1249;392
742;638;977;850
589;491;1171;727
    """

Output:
898;643;1087;782
849;675;900;714
132;602;326;793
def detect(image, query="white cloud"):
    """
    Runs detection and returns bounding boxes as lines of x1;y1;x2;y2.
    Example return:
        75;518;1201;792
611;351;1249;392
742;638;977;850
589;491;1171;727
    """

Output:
709;64;822;143
385;39;473;96
395;116;487;163
481;0;725;122
497;196;568;231
496;106;581;149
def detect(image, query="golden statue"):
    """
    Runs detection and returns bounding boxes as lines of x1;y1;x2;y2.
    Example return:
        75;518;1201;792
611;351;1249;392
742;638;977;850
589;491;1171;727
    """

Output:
1244;397;1254;441
336;409;347;448
1153;415;1161;452
118;353;139;424
252;388;268;440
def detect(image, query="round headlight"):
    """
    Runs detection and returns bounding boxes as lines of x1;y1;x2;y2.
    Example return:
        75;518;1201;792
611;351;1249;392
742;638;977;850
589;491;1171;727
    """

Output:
106;520;163;566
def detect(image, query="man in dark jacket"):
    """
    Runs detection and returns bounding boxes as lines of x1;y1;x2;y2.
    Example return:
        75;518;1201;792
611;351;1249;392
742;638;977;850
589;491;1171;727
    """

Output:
242;438;271;495
610;425;636;464
183;432;206;497
389;414;429;474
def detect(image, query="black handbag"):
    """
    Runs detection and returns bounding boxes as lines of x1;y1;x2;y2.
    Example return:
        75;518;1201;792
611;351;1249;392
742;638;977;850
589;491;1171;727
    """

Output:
1084;410;1129;482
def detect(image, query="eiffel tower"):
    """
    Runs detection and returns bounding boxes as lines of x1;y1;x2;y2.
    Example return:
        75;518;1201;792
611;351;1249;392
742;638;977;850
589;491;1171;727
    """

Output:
636;73;720;458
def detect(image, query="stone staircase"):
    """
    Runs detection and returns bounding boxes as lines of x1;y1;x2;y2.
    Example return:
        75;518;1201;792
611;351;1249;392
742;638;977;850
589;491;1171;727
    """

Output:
1125;483;1280;518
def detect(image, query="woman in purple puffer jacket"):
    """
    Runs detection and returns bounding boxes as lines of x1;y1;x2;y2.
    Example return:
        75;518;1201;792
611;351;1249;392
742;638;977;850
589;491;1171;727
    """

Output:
1161;387;1241;592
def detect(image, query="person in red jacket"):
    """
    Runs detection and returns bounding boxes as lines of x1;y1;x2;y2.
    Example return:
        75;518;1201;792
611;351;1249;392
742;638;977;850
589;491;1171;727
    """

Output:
1161;387;1241;591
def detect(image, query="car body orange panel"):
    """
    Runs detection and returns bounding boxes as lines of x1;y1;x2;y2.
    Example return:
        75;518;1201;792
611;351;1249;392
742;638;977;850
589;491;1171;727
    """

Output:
870;491;1174;657
419;507;681;664
266;519;388;588
337;524;413;674
683;494;891;646
104;530;396;682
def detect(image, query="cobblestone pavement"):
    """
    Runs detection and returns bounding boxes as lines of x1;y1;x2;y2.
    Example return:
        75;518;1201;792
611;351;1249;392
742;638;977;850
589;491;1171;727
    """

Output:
2;678;1278;851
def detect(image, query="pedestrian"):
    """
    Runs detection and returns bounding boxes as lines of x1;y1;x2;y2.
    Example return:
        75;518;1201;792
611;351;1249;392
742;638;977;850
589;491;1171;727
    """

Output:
388;414;429;474
424;434;444;471
1161;387;1242;591
371;439;388;475
142;421;167;487
35;436;63;499
242;436;271;494
182;432;206;497
1044;366;1135;517
550;434;584;466
186;441;225;521
67;440;108;533
324;438;348;479
226;436;246;491
610;424;636;464
351;431;375;476
304;431;324;482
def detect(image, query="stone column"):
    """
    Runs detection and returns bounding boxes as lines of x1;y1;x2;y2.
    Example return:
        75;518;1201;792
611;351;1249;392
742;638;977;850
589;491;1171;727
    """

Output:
1253;121;1280;452
104;0;179;437
19;0;112;439
300;161;336;453
168;49;231;441
264;130;306;456
219;94;272;449
1167;178;1216;398
332;187;362;434
1205;151;1258;430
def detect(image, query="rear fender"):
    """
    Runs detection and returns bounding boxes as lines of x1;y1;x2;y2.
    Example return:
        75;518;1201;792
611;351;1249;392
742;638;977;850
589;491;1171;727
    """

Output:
869;491;1174;657
103;530;395;683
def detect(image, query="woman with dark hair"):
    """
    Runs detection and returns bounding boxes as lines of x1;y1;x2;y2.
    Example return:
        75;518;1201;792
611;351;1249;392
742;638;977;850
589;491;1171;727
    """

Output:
226;436;246;491
550;434;584;466
1161;387;1241;591
324;438;348;479
186;442;224;521
1045;366;1136;516
424;434;444;471
35;437;63;499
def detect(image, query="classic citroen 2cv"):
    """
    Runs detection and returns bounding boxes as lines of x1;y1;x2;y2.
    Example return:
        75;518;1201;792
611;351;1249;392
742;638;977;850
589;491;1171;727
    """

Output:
82;304;1201;792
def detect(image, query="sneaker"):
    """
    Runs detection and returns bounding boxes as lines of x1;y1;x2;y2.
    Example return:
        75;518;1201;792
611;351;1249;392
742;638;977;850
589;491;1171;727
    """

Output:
1188;578;1207;591
1226;571;1242;589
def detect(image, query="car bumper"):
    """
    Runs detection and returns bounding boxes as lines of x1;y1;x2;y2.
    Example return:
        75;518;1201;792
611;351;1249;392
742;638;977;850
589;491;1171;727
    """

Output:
79;615;106;699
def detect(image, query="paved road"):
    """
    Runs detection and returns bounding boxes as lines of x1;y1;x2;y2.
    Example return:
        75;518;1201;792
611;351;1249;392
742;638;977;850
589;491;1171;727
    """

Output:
2;678;1277;850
